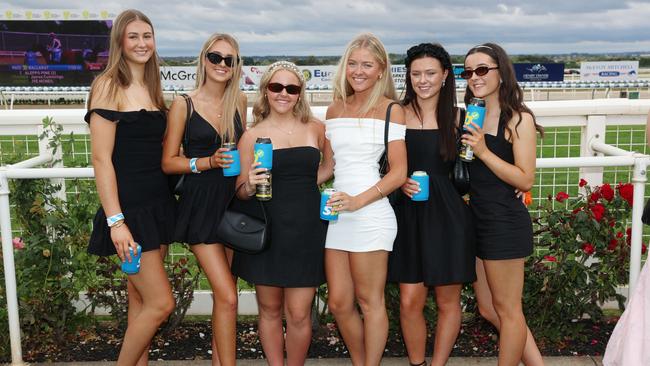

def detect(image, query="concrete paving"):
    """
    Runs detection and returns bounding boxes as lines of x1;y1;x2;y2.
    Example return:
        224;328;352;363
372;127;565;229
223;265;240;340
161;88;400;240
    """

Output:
26;356;603;365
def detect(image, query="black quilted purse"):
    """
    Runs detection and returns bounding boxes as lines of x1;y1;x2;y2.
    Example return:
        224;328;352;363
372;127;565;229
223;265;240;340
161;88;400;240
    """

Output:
378;102;402;206
452;108;470;195
168;94;193;195
217;184;269;254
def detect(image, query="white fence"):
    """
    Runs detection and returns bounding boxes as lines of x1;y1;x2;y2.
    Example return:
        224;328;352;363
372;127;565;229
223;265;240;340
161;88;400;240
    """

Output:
1;99;650;365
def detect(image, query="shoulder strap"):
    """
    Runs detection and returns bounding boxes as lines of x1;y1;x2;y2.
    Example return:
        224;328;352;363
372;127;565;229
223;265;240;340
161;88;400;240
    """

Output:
228;182;268;222
384;101;399;153
457;108;466;138
181;94;193;149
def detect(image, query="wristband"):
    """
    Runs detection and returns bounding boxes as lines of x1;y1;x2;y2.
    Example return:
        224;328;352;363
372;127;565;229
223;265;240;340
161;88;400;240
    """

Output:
189;158;201;173
106;212;125;227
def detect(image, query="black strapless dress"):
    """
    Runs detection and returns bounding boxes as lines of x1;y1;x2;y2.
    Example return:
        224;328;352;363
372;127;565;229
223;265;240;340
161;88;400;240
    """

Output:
231;146;327;287
85;109;176;256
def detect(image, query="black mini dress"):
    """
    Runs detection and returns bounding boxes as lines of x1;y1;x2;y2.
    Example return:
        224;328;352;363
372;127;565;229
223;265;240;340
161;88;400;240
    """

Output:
85;109;176;256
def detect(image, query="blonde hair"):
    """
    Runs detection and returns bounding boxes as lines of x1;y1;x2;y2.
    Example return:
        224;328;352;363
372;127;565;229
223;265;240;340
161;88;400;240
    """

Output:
88;9;166;111
195;33;244;143
332;33;396;117
252;61;313;125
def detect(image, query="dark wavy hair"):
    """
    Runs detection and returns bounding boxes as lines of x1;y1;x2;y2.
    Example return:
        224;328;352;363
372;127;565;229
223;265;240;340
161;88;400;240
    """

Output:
402;43;458;161
464;43;543;139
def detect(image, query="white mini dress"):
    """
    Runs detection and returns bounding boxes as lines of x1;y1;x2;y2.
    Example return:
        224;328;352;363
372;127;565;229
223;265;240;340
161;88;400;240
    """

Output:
324;117;406;252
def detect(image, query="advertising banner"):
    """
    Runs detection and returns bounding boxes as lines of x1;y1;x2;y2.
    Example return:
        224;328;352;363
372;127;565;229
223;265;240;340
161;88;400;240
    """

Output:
580;61;639;81
0;10;114;86
160;66;197;89
514;63;565;82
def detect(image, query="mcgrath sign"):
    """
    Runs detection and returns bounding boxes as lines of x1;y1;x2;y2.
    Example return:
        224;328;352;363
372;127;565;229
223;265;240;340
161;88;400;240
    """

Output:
580;61;638;81
160;66;196;89
514;63;564;82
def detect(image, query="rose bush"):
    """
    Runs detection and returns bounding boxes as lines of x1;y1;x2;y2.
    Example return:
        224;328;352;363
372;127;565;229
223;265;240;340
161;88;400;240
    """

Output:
524;180;640;341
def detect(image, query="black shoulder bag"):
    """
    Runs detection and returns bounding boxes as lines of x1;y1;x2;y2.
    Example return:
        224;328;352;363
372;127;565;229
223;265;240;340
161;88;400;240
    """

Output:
452;108;470;195
217;184;269;254
168;94;193;195
378;102;402;206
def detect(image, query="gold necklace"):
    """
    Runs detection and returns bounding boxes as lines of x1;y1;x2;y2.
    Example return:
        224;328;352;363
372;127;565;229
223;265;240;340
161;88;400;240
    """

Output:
272;120;297;135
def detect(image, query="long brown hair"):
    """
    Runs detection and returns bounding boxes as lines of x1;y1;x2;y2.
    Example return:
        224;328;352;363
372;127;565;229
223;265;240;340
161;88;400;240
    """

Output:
88;9;166;112
403;43;458;161
195;33;244;143
464;43;543;139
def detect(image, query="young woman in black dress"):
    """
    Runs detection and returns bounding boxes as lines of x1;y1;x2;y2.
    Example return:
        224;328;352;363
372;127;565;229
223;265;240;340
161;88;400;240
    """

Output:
388;43;475;366
86;9;175;365
231;61;333;366
162;33;246;366
461;43;544;366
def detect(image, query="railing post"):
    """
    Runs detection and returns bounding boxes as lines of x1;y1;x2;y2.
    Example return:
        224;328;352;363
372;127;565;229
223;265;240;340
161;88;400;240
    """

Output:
629;156;648;298
0;172;27;365
579;115;606;186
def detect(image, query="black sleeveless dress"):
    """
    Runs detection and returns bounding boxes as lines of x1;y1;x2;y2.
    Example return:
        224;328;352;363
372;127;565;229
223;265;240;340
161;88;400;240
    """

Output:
174;103;244;245
231;147;327;287
85;109;177;256
388;129;476;286
469;114;533;260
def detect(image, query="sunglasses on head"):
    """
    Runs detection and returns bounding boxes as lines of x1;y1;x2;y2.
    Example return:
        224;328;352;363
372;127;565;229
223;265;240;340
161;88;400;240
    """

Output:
267;82;301;95
205;52;239;68
460;66;499;80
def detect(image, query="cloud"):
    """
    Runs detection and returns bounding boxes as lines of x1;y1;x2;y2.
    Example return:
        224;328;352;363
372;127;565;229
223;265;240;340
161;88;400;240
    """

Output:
1;0;649;55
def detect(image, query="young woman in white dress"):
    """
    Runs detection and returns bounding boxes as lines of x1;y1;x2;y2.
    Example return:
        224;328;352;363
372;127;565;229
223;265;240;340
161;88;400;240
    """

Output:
324;33;407;366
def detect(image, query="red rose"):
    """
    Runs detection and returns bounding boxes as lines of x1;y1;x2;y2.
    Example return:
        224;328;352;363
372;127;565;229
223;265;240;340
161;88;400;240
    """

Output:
608;239;618;251
600;184;614;201
617;183;633;206
579;178;588;187
609;220;616;227
555;191;569;202
643;244;648;255
616;231;624;238
582;243;595;255
590;190;601;202
627;228;632;236
572;207;583;215
590;203;605;221
544;255;557;262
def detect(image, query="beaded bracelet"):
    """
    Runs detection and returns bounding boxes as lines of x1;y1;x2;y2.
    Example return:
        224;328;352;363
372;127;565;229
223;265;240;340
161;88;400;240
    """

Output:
106;212;125;227
189;158;201;173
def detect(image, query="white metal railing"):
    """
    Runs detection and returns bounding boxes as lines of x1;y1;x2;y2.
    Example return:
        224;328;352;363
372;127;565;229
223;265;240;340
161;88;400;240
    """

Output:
1;99;650;365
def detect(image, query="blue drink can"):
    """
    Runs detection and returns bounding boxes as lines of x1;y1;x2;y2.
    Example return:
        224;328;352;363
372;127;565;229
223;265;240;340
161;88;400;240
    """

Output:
411;171;429;201
320;188;339;221
460;98;486;162
221;142;241;177
254;137;273;170
121;244;142;275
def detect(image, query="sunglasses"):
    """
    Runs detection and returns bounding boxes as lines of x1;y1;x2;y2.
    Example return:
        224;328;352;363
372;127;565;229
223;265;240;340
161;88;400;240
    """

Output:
460;66;499;80
267;82;301;95
205;52;239;68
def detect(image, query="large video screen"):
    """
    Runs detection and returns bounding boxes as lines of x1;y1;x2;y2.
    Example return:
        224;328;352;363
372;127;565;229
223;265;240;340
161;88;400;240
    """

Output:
0;20;112;86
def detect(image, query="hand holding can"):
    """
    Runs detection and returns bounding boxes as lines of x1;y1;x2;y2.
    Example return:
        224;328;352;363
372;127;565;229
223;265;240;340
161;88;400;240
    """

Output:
410;171;429;201
121;243;142;275
320;188;339;221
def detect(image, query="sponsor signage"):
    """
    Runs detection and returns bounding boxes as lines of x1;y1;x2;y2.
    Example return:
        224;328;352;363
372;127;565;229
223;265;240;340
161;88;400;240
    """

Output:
580;61;638;81
160;66;197;89
514;63;564;82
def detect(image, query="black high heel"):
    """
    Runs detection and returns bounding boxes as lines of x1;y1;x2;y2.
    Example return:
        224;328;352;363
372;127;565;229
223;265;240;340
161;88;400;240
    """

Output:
409;361;426;366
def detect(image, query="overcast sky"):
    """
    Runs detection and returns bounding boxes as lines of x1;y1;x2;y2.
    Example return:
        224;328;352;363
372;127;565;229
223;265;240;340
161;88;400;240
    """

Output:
3;1;650;56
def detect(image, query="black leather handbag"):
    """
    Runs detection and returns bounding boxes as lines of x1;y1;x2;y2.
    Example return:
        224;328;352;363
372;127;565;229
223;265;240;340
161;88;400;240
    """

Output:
452;109;470;196
217;184;269;254
378;102;402;206
168;94;193;195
